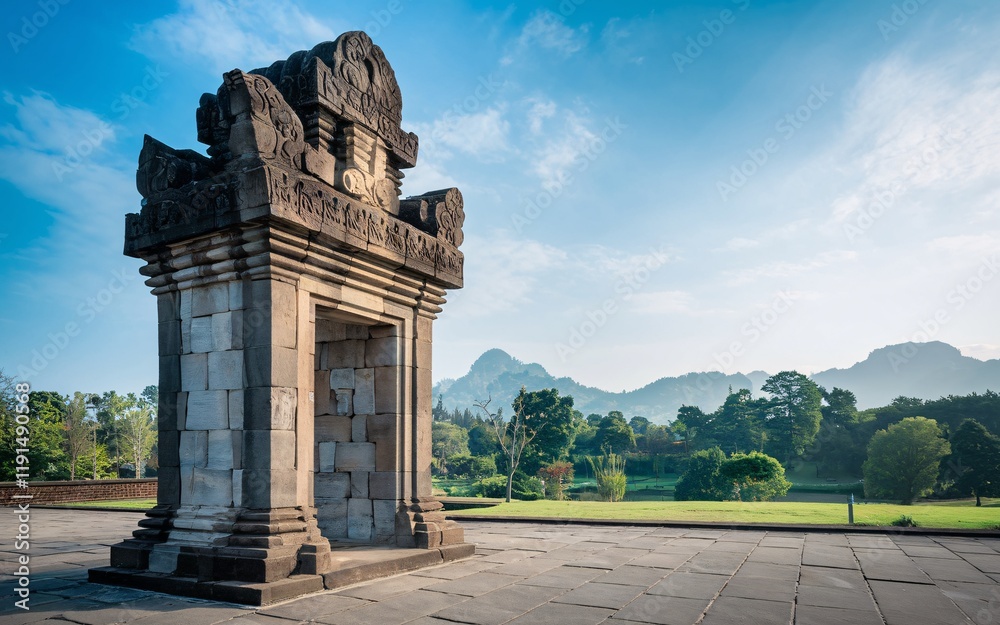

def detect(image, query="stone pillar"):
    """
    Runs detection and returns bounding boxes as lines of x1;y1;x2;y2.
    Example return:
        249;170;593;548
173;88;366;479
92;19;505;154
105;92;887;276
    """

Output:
91;31;470;604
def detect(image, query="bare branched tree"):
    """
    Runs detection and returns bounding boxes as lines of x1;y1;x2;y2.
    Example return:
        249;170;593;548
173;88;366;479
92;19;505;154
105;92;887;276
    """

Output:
475;386;543;502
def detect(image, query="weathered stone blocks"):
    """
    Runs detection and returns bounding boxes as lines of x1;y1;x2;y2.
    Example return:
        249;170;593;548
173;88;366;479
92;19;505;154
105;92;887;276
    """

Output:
185;390;229;430
347;499;373;541
335;442;376;471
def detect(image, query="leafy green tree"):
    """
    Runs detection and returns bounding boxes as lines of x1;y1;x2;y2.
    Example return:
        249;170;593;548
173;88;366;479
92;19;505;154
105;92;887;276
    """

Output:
949;419;1000;507
63;392;94;480
24;391;72;480
446;453;497;479
517;388;579;475
674;446;727;501
432;421;470;467
762;371;823;465
863;417;950;504
468;421;500;457
119;405;156;478
822;387;859;426
476;387;542;502
675;405;708;452
629;416;652;436
595;411;636;454
713;388;767;454
719;451;791;502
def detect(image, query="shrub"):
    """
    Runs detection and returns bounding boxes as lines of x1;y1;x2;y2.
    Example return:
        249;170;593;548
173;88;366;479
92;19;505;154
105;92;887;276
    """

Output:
447;453;497;479
890;515;918;527
538;461;575;500
719;451;791;502
674;447;727;501
475;473;543;500
588;453;627;502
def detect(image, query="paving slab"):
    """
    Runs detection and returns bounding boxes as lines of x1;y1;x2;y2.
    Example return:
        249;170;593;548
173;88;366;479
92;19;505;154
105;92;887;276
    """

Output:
611;594;711;625
869;580;975;625
794;604;884;625
550;581;646;609
699;596;793;625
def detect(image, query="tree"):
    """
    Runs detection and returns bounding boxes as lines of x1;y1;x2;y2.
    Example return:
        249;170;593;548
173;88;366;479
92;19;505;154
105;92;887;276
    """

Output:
719;451;791;502
674;446;727;501
24;391;72;480
476;387;542;502
949;419;1000;506
863;417;950;504
446;453;497;479
595;411;636;454
64;392;94;481
432;421;470;470
629;416;652;436
516;388;579;476
762;371;823;465
119;405;156;478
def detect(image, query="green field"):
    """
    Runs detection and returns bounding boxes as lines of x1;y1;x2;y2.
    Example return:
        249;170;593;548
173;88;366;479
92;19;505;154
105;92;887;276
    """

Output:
447;499;1000;529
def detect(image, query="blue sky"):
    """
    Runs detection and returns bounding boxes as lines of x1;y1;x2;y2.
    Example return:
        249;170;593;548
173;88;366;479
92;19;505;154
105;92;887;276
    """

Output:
2;0;999;396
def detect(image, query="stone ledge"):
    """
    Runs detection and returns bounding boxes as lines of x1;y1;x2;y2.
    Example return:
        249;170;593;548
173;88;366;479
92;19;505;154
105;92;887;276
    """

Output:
89;542;476;606
444;514;1000;538
88;567;324;605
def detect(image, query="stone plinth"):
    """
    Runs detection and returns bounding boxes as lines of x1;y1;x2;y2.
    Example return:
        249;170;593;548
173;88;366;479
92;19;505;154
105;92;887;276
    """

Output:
89;31;473;605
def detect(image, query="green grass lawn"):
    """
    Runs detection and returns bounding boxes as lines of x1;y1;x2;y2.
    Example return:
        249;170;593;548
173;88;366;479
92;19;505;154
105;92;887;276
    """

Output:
447;499;1000;529
49;498;156;510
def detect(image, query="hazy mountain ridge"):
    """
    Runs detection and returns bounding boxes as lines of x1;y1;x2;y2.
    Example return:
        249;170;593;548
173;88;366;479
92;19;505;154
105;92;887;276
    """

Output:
433;342;1000;422
810;341;1000;409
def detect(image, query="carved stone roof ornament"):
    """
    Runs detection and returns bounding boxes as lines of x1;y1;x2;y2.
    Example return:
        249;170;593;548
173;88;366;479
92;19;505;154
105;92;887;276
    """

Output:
127;31;463;288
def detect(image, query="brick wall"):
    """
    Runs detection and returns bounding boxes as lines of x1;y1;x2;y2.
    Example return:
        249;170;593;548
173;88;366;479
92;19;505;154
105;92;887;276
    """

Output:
0;479;157;505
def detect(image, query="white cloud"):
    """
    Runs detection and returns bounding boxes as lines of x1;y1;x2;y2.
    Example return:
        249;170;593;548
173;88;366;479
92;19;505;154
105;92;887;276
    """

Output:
629;290;694;315
826;51;1000;228
531;110;598;189
526;98;557;134
725;250;858;285
447;232;567;318
413;107;511;162
516;10;589;57
720;237;760;252
130;0;339;76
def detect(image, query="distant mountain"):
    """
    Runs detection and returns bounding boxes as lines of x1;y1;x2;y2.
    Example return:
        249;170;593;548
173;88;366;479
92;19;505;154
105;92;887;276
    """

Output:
434;342;1000;422
433;348;759;424
811;341;1000;409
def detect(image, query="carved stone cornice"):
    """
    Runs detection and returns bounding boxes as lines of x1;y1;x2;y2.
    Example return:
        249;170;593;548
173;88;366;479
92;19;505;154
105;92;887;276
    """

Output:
127;32;464;290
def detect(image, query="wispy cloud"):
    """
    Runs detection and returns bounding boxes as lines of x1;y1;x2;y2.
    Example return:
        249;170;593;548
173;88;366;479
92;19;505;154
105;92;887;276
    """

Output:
413;107;511;162
825;47;1000;231
448;232;568;318
725;250;858;285
629;290;695;315
130;0;339;76
502;9;589;65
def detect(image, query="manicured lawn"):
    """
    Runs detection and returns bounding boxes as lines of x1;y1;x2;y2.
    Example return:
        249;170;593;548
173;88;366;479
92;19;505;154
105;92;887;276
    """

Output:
50;498;156;510
447;499;1000;529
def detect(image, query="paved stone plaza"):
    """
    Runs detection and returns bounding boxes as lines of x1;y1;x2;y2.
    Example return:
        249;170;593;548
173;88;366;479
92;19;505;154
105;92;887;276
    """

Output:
4;508;1000;624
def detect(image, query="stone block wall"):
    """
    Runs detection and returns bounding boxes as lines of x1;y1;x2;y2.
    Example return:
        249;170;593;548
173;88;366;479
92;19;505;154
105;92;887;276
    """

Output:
313;319;401;544
173;281;248;511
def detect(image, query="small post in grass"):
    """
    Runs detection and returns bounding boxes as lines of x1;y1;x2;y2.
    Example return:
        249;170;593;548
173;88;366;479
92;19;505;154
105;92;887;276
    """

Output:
848;493;855;525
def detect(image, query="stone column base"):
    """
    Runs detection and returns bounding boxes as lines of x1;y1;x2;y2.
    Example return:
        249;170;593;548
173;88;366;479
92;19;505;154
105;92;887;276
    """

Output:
91;541;475;605
400;497;467;549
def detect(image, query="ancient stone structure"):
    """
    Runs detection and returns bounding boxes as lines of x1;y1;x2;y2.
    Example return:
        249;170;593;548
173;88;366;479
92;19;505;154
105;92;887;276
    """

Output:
89;32;472;604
